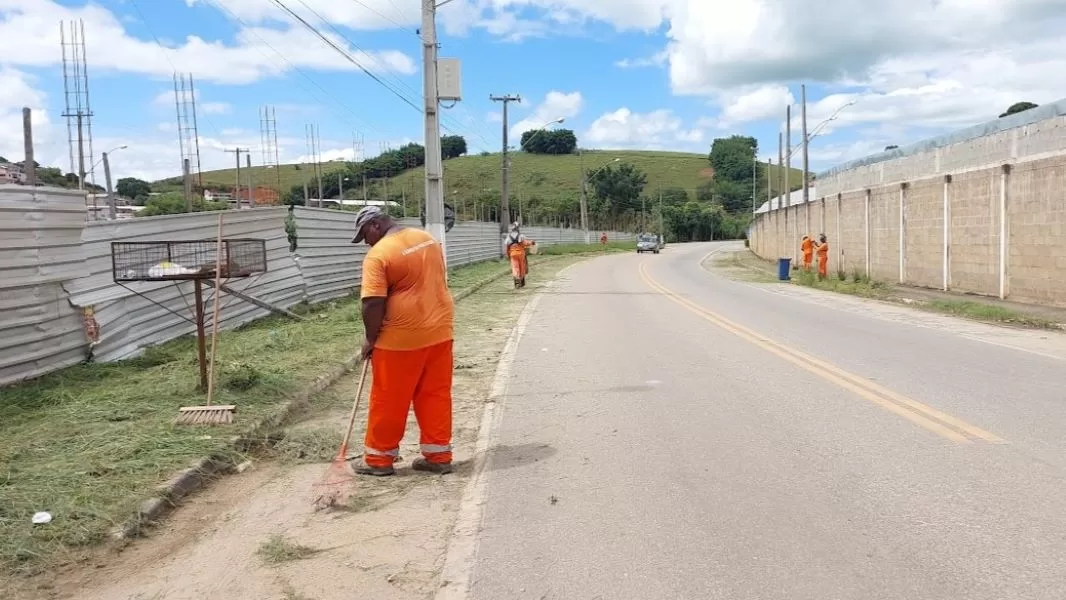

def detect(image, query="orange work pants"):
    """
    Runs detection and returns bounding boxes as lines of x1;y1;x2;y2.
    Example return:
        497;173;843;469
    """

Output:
817;255;828;278
802;252;813;270
509;252;528;279
364;340;453;467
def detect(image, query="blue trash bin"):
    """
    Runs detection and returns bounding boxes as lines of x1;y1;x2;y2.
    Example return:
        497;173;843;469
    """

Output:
777;257;792;281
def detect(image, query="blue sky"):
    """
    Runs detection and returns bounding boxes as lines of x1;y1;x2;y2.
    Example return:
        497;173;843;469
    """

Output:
1;0;1063;182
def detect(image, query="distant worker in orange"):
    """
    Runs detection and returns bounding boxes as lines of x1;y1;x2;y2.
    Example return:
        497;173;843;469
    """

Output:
814;233;830;280
351;206;455;476
800;235;814;271
600;232;608;246
504;222;535;288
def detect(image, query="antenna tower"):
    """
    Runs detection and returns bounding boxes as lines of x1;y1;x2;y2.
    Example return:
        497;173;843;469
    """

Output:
174;73;204;193
60;20;96;194
260;105;282;197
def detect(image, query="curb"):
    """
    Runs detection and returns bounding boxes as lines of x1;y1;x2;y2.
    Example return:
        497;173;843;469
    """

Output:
115;263;518;540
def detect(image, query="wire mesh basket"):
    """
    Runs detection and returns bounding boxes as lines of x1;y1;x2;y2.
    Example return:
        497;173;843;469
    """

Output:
111;239;268;282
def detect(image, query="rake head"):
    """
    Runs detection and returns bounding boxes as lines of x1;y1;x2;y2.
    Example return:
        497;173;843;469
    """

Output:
175;405;236;426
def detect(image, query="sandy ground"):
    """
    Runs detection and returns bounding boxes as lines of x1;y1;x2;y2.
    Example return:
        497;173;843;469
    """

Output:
8;259;581;600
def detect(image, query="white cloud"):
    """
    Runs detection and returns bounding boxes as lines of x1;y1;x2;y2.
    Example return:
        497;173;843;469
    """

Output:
0;0;416;85
509;91;583;141
615;50;668;69
151;90;230;115
0;68;51;164
583;107;704;150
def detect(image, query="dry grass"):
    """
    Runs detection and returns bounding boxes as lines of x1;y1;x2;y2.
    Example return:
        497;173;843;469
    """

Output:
257;534;319;564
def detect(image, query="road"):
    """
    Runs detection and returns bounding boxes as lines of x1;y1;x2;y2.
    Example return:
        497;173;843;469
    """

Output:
456;241;1066;600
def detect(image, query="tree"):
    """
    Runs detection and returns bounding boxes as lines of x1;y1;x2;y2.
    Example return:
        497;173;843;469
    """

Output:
588;162;647;217
521;129;578;155
1000;102;1038;118
441;135;467;159
708;135;757;184
116;177;151;199
137;192;226;216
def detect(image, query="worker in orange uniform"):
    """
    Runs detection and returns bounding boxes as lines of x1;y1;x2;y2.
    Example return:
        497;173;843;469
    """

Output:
814;233;830;280
600;232;608;246
504;222;535;288
350;206;455;476
800;235;814;271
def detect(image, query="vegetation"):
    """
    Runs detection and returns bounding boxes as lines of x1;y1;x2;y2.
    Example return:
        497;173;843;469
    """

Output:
136;191;227;216
441;134;467;160
922;299;1057;329
1;159;104;192
257;535;319;564
116;177;151;202
519;128;578;154
1000;101;1038;118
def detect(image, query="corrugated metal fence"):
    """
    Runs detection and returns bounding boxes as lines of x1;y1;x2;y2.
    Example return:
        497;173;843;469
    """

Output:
0;194;633;386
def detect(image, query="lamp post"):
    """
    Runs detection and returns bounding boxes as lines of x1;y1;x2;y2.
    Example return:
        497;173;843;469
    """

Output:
93;145;128;220
579;156;620;243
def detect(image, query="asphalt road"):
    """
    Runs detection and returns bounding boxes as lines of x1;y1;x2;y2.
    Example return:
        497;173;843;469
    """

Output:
466;241;1066;600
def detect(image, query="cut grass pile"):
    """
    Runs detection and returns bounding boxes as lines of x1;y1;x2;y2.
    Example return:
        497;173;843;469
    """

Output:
0;243;610;577
257;534;319;564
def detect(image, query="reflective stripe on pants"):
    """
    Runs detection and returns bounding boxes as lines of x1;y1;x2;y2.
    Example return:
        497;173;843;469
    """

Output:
363;339;454;467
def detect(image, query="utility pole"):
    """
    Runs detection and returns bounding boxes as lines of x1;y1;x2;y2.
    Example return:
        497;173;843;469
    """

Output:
363;173;368;205
766;159;772;205
777;132;783;208
103;151;115;220
490;93;520;238
245;154;253;207
801;84;810;206
339;174;344;200
314;125;324;207
752;153;757;215
421;0;447;260
22;107;36;188
579;150;590;243
183;158;192;212
658;183;664;239
785;104;792;203
225;147;248;208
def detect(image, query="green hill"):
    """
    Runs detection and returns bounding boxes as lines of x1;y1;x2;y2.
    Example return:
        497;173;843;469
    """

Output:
163;150;804;220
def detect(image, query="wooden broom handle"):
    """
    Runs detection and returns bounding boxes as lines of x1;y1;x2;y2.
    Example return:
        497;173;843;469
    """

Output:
206;213;224;405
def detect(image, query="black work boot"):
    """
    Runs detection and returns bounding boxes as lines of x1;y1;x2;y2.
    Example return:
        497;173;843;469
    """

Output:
412;457;453;474
350;460;395;476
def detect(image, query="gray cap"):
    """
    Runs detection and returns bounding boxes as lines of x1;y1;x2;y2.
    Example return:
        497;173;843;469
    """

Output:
351;205;384;243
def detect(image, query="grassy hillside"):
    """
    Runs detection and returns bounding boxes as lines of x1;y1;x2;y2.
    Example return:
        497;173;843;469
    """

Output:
172;150;805;207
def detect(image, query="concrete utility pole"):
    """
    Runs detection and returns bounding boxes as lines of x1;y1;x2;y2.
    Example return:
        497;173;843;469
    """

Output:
785;105;792;204
245;154;254;207
490;93;521;237
103;151;115;220
225;147;249;208
183;158;193;212
421;0;447;256
22;107;36;188
777;132;783;207
579;150;590;243
801;84;810;206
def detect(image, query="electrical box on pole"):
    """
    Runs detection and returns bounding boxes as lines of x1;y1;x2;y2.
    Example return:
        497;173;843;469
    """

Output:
437;58;462;102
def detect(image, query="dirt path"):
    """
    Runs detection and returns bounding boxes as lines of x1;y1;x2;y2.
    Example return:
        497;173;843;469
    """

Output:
13;258;583;600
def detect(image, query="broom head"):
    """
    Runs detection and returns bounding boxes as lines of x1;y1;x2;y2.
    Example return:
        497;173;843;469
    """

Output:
311;453;354;510
176;405;236;426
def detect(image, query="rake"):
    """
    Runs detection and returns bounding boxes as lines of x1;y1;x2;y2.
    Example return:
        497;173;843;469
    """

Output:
312;360;370;509
177;213;237;426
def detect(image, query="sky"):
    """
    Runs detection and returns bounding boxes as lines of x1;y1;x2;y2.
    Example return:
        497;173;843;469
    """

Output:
1;0;1064;184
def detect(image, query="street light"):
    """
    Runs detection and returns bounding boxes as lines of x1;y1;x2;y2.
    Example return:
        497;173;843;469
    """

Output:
579;156;620;243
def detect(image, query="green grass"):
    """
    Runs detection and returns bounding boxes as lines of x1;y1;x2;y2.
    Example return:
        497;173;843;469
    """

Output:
169;150;804;207
792;268;890;299
921;300;1059;329
0;243;624;577
257;534;319;564
536;240;631;255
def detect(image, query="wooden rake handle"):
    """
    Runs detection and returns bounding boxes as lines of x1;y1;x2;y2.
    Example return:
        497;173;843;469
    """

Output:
337;359;370;460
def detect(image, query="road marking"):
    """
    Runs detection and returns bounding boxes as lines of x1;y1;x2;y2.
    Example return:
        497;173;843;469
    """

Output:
639;262;1006;445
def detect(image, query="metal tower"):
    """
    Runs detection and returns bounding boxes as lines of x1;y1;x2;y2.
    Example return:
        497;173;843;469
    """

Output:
60;20;96;192
260;105;282;197
174;73;204;192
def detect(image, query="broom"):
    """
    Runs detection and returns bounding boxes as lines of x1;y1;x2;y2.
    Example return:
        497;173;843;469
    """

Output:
312;359;370;509
177;213;236;426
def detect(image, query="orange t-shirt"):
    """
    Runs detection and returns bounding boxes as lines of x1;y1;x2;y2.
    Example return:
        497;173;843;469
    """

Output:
801;238;813;255
816;242;829;257
360;228;454;351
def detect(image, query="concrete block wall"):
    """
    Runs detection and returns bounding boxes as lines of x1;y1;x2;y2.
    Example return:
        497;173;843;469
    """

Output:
751;101;1066;308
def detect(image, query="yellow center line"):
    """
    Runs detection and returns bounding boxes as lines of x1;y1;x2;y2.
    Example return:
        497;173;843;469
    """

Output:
638;262;1007;445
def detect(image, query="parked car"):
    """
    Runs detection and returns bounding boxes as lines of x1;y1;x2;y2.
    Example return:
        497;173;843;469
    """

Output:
637;233;660;254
